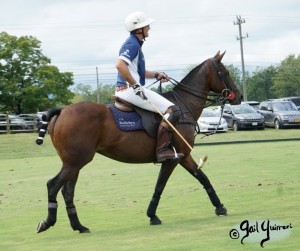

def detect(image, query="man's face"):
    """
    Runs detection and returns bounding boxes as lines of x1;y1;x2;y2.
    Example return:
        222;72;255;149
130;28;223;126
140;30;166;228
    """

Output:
142;25;151;37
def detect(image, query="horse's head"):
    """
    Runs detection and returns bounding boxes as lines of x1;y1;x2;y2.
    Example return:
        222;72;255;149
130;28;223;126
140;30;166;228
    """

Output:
209;51;243;105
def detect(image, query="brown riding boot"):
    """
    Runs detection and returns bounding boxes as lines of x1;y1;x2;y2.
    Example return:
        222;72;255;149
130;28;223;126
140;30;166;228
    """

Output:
156;122;184;163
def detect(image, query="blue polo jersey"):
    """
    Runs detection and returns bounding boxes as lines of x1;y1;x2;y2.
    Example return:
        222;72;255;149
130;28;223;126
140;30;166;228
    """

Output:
116;34;145;87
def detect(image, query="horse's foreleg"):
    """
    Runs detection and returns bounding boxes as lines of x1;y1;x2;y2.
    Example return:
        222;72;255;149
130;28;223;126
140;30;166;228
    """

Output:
61;174;90;233
180;156;227;216
147;161;178;225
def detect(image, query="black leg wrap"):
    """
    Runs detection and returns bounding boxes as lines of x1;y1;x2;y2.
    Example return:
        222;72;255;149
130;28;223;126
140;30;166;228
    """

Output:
67;207;90;233
36;201;57;233
206;187;221;208
45;202;58;227
147;196;160;218
206;187;228;216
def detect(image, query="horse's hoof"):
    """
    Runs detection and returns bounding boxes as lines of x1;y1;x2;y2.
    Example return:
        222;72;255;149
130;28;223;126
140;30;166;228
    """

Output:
215;204;228;216
150;215;162;225
36;220;48;233
79;226;91;233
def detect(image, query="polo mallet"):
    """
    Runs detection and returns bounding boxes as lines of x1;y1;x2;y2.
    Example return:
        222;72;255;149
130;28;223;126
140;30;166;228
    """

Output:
146;98;208;169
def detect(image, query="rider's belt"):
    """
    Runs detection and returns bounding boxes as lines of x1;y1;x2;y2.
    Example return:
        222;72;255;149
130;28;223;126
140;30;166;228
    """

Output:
116;85;129;92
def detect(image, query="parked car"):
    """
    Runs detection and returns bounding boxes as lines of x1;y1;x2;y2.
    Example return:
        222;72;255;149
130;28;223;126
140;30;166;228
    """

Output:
258;100;300;129
278;97;300;110
241;101;260;111
197;108;228;133
19;114;36;129
222;104;265;131
0;114;30;132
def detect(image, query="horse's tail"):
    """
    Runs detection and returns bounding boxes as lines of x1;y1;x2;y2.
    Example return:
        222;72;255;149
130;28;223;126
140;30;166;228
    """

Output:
36;108;61;145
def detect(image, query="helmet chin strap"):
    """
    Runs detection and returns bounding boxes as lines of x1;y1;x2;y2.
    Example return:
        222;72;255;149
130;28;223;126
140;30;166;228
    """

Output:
133;28;146;41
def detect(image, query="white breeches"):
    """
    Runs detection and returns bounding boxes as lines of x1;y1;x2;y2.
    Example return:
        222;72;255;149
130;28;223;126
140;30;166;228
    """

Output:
115;86;174;114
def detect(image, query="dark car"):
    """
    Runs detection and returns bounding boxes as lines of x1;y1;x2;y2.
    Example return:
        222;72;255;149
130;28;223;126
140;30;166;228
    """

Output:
241;101;260;111
258;100;300;129
222;104;265;131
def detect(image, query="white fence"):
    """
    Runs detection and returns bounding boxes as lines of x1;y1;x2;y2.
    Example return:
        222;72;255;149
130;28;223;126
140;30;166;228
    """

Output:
0;114;40;134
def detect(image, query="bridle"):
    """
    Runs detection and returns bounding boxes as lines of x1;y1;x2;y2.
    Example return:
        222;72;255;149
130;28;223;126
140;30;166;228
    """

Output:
150;58;237;105
148;58;238;136
210;58;238;102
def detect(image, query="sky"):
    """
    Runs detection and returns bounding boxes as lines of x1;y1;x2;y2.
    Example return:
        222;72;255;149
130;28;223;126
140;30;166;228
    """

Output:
1;0;300;89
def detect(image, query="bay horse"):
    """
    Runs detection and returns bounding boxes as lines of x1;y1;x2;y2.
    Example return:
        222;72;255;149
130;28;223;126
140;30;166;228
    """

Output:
36;51;242;233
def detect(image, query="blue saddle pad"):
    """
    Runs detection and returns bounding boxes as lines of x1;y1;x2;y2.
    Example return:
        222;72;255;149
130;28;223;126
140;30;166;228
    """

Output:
110;105;144;131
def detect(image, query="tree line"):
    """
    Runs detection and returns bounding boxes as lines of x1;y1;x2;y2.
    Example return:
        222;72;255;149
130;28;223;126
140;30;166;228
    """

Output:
1;32;299;114
227;54;300;101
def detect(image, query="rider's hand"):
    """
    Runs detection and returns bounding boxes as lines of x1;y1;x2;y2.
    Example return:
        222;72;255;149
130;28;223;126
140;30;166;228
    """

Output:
131;83;147;100
155;72;169;83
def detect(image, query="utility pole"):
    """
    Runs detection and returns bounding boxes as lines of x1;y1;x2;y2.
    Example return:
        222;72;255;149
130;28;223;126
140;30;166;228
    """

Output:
234;15;248;101
96;67;100;103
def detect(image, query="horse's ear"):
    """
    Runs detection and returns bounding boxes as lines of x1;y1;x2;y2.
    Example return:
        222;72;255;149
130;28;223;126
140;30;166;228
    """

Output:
214;51;221;58
215;51;226;62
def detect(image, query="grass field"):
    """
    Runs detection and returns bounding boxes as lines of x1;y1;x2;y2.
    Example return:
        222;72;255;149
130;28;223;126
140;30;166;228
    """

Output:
0;130;299;251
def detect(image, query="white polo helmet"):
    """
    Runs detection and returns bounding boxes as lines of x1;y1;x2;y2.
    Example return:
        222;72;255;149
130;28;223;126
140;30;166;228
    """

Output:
125;11;154;32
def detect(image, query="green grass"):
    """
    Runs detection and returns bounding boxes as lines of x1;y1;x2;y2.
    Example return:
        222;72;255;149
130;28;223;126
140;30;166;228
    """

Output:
0;132;299;250
195;127;300;144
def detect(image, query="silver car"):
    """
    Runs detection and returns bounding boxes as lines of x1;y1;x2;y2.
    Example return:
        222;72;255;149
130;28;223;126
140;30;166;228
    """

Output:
197;108;228;133
258;100;300;129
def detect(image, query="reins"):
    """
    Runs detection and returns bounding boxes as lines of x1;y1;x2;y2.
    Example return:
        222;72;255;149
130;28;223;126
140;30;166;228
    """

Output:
147;59;235;139
168;78;227;138
168;77;224;106
148;77;228;139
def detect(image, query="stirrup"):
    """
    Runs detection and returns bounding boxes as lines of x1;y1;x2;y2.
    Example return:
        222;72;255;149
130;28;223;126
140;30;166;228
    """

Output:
166;147;183;161
172;147;179;159
156;147;184;163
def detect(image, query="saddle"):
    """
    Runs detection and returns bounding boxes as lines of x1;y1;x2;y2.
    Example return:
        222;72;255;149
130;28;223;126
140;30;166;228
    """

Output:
109;96;161;138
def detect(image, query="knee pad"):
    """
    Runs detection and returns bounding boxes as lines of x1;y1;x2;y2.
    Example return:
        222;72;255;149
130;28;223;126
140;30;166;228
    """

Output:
167;105;181;126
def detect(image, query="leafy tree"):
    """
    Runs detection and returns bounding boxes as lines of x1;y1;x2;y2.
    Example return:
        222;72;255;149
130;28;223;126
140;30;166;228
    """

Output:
272;54;300;97
0;32;74;114
99;84;115;104
72;83;115;104
225;64;243;91
247;66;277;101
73;83;97;102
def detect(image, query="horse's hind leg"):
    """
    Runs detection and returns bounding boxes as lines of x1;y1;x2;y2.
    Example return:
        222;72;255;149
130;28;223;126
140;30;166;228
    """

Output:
180;156;227;216
61;173;90;233
36;166;81;233
36;171;63;233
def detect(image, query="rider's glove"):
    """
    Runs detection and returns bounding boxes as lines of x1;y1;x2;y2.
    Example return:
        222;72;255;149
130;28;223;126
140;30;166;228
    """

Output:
155;72;169;83
132;83;147;100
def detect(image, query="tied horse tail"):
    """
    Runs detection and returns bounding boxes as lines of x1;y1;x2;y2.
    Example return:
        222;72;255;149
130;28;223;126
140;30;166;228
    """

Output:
35;109;61;145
